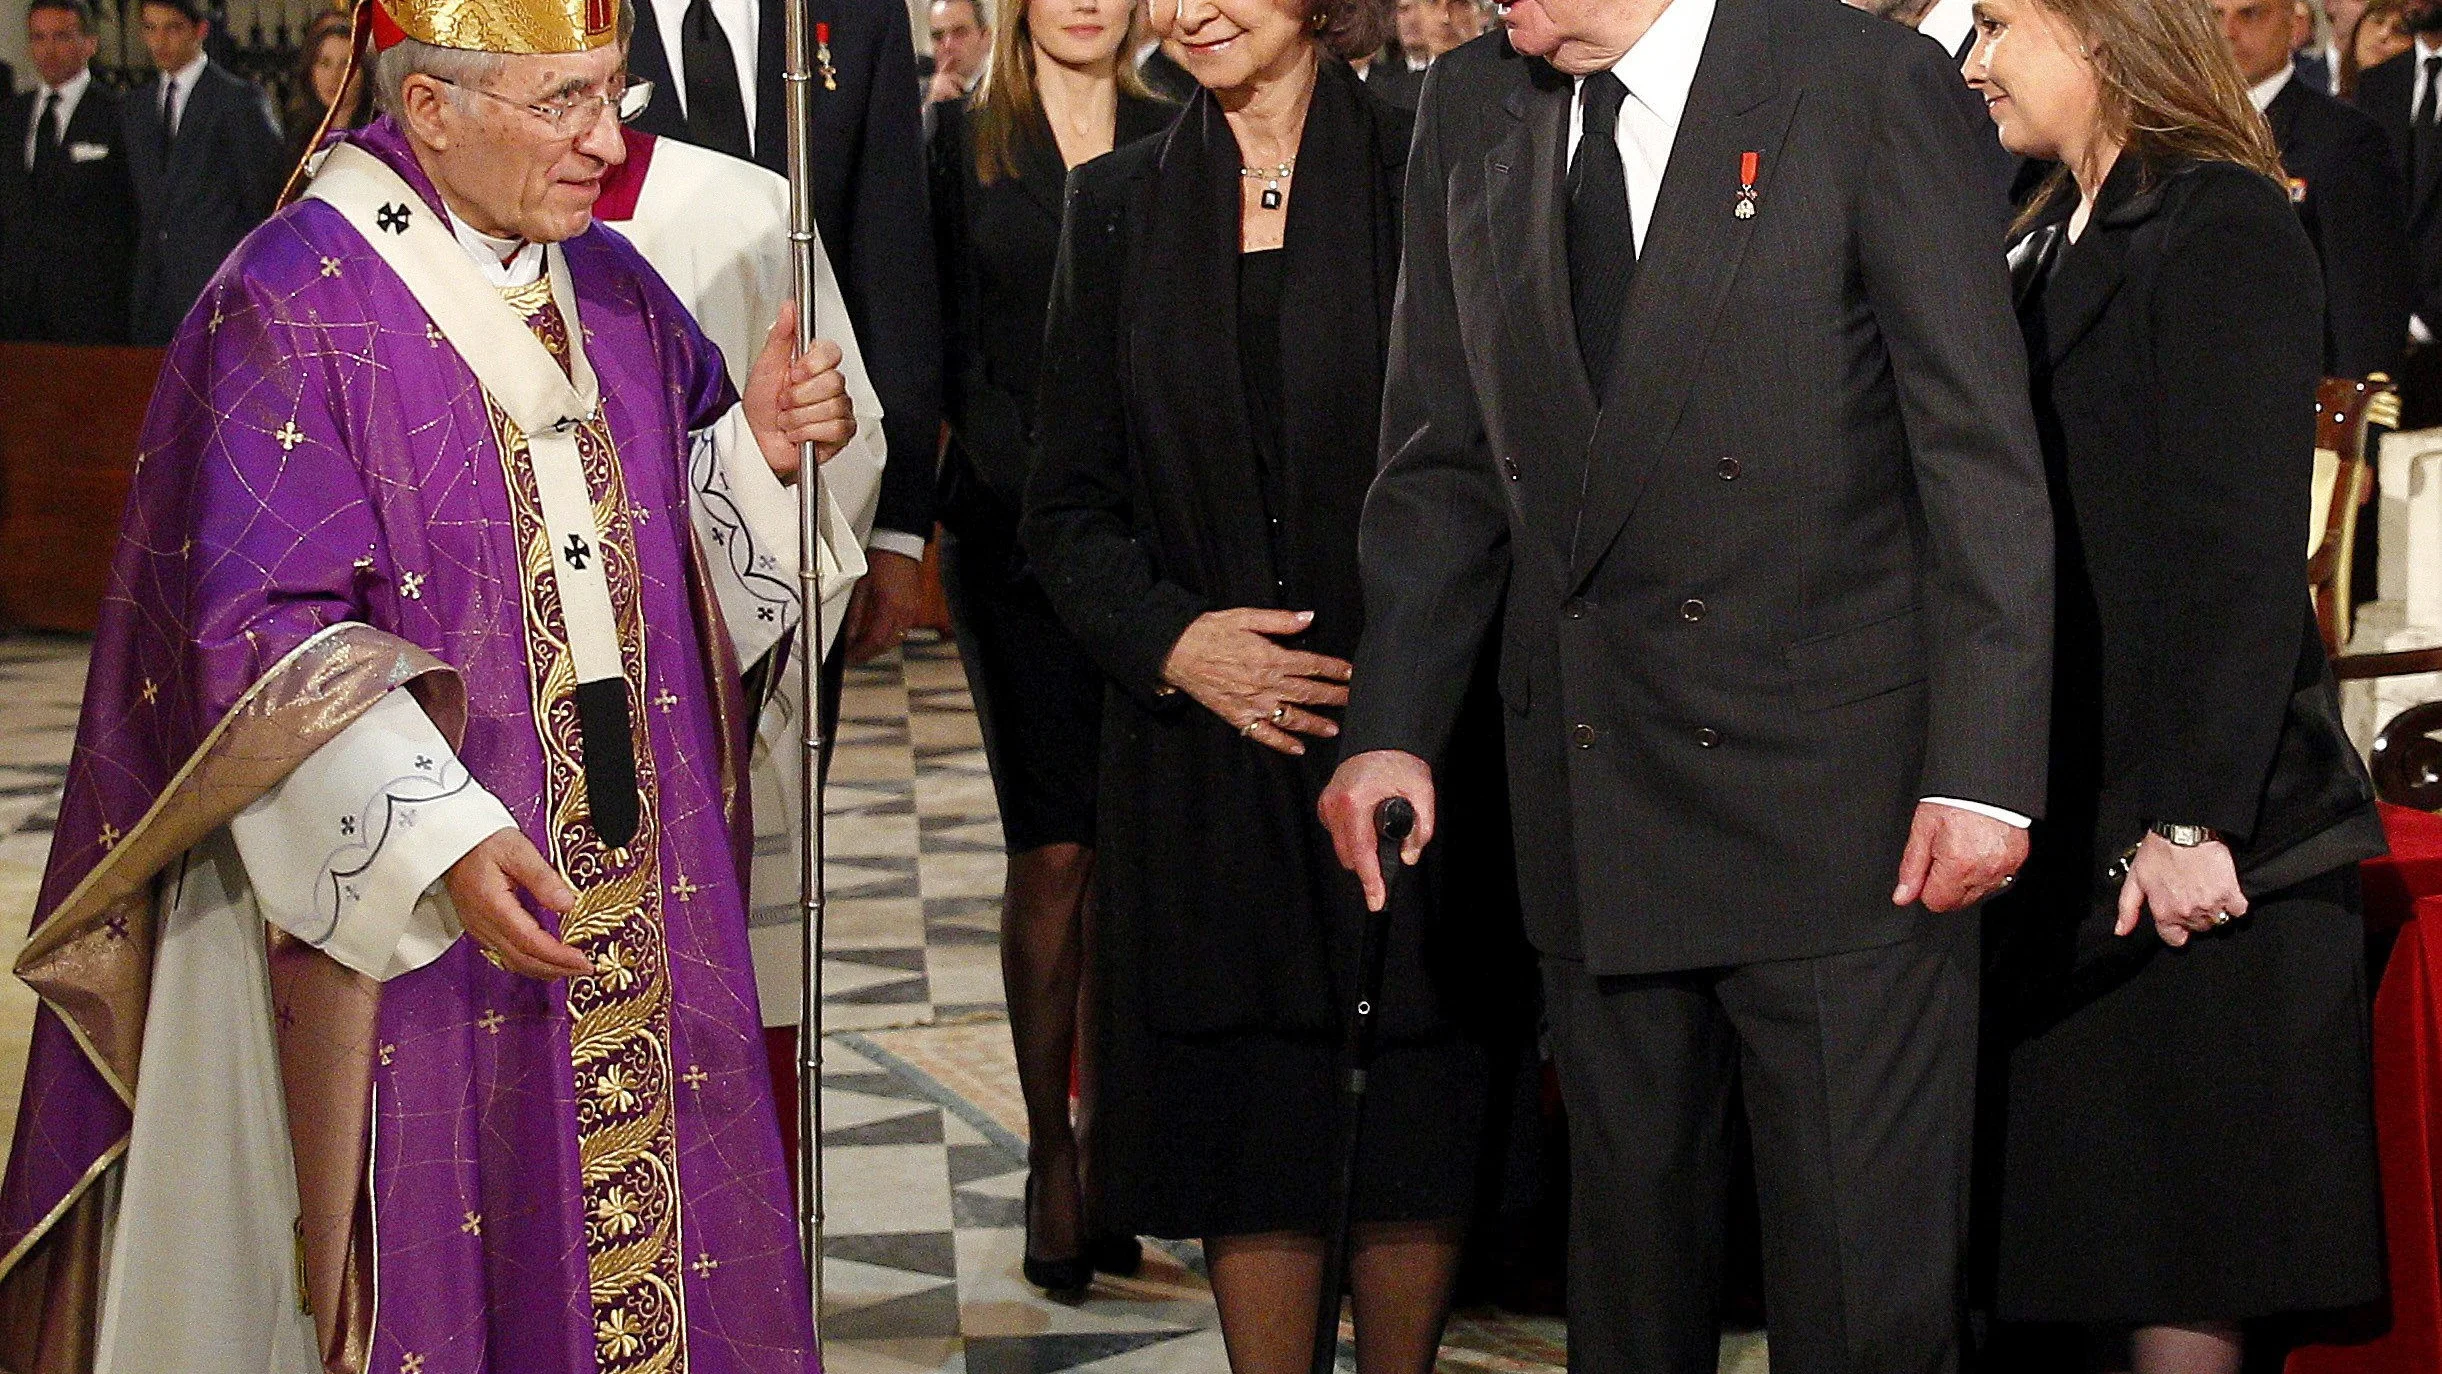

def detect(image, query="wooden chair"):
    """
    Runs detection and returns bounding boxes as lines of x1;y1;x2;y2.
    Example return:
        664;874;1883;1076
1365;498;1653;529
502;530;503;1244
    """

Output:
2313;374;2400;655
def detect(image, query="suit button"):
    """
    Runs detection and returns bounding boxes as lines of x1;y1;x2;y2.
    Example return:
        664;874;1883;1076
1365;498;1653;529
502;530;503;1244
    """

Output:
1501;455;1521;481
1564;598;1588;619
1680;599;1706;622
1718;457;1741;480
1572;723;1597;748
1696;727;1720;748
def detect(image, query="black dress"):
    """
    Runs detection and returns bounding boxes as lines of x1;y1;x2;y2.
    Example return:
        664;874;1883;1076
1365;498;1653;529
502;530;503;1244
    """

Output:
928;91;1174;851
1983;156;2386;1327
1024;62;1528;1239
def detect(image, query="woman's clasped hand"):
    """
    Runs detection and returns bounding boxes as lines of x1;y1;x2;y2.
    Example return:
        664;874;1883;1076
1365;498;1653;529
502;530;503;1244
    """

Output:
1160;608;1351;755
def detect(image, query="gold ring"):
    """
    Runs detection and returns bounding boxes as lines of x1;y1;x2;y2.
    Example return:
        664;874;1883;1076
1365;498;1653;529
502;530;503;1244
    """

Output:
2212;910;2232;927
481;947;506;969
1270;706;1288;724
1240;719;1261;737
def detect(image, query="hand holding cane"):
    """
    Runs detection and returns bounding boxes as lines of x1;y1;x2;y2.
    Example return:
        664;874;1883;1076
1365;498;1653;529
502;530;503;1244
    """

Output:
1309;796;1416;1374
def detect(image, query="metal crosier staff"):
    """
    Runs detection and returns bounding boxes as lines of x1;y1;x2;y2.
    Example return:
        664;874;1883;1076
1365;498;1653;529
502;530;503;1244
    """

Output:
782;0;833;1339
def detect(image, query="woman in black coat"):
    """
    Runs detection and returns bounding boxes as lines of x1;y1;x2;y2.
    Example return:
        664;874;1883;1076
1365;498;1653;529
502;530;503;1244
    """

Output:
927;0;1172;1300
1022;0;1522;1365
1969;0;2388;1369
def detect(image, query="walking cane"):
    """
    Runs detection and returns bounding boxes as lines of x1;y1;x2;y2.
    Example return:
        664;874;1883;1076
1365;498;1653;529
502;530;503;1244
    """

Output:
1309;796;1417;1374
782;0;832;1344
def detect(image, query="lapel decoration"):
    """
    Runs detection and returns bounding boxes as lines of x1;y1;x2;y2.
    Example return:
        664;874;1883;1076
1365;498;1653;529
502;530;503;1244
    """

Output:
2287;174;2308;203
1734;149;1759;219
816;22;838;90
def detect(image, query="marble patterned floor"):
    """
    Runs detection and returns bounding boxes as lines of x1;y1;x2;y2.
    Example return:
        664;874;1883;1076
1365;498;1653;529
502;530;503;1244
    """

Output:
0;631;1770;1374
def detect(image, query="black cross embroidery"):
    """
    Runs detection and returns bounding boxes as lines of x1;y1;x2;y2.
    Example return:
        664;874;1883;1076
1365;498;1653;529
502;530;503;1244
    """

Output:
756;606;775;621
377;202;412;234
339;815;356;836
563;533;592;570
414;755;433;771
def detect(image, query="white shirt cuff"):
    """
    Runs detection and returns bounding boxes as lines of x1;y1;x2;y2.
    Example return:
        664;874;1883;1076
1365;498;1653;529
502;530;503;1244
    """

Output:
1922;796;2032;829
229;689;515;980
866;529;928;562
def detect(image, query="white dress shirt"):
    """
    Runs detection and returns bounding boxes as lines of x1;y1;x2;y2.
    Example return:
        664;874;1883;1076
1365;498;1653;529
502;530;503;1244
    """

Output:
2248;63;2294;112
23;67;91;170
1915;0;1976;62
648;0;761;151
157;51;207;140
1564;0;2029;830
1564;0;1713;254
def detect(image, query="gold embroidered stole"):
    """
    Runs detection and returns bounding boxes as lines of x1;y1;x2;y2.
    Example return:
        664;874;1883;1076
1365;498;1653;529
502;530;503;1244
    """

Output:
492;278;689;1374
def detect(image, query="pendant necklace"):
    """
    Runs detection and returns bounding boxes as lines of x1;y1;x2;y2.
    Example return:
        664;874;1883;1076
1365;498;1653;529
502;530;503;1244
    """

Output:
1240;158;1295;211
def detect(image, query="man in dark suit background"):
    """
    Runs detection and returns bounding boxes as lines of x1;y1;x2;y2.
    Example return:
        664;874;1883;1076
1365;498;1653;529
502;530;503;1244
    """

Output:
2351;0;2442;418
1365;0;1445;108
2223;0;2412;379
123;0;280;345
0;0;135;342
1318;0;2052;1366
623;0;944;664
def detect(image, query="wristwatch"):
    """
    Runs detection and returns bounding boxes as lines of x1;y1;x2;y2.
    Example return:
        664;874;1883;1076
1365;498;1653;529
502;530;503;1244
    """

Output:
2150;822;2221;847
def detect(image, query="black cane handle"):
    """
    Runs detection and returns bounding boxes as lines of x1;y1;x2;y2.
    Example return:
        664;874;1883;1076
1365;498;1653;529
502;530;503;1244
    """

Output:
1375;795;1416;846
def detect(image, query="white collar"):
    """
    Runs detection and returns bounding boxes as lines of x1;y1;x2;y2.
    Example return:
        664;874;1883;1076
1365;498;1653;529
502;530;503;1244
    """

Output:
1916;0;1975;59
2419;34;2442;64
2249;63;2294;110
163;52;206;93
1406;50;1433;71
449;213;546;288
39;68;93;104
1593;0;1716;132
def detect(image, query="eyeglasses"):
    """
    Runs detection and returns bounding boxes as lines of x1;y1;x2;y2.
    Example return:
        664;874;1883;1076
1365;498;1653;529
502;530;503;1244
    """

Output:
434;75;654;137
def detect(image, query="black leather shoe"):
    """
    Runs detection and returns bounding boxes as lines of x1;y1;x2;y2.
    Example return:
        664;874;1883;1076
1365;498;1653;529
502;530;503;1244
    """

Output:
1022;1175;1092;1302
1086;1232;1143;1278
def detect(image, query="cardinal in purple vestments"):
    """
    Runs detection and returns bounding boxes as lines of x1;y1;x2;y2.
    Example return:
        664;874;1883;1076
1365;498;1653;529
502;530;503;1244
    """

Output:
0;0;865;1367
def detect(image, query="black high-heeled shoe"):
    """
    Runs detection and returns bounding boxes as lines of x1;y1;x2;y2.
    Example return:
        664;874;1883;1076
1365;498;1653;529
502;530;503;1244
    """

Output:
1086;1232;1143;1278
1021;1175;1092;1302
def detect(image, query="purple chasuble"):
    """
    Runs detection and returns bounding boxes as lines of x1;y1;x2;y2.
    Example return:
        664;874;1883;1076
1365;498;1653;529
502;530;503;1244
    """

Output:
0;118;817;1374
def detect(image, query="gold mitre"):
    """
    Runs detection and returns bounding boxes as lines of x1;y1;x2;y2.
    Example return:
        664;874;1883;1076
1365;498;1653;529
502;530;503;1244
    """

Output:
367;0;618;55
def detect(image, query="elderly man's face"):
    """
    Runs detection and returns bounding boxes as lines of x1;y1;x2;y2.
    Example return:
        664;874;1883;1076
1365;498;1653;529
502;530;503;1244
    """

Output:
403;44;629;244
2214;0;2301;80
1501;0;1618;69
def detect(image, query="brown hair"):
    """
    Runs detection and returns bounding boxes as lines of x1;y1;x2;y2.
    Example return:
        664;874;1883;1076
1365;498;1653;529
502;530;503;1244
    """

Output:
2340;0;2407;95
1313;0;1394;63
971;0;1162;182
293;11;372;128
2012;0;2288;228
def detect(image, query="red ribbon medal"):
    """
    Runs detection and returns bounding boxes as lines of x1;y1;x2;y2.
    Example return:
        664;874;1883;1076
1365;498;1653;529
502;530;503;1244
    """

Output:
1735;151;1760;220
816;21;838;90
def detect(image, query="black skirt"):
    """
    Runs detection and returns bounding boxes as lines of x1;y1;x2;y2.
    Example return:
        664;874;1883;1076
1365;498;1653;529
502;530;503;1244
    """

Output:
939;523;1102;853
1988;864;2383;1325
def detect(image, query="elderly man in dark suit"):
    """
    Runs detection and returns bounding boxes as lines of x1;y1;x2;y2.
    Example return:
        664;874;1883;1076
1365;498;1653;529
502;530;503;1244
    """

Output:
1317;0;2053;1366
2222;0;2411;378
622;0;944;663
0;0;136;343
123;0;281;345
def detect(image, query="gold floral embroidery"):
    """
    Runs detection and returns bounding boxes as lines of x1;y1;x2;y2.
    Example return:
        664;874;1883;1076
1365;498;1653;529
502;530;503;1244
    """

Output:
493;287;687;1374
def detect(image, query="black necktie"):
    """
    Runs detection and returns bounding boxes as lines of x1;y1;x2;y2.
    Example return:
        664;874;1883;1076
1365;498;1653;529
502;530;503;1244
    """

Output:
2416;56;2441;199
157;78;176;149
681;0;752;160
31;92;62;178
1568;72;1635;400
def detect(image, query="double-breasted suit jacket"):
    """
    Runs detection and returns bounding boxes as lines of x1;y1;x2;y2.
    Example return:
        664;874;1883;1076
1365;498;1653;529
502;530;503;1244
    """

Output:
1341;0;2054;974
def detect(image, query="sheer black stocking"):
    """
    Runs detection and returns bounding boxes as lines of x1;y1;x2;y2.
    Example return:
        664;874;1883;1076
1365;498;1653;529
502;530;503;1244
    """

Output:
1003;840;1095;1263
1206;1222;1464;1374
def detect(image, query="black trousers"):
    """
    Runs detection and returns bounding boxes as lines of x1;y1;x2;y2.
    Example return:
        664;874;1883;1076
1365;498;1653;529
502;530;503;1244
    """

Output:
1542;917;1979;1374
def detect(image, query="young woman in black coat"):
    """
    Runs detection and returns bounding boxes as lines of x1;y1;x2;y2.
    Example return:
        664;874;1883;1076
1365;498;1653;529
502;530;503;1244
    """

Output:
927;0;1173;1301
1968;0;2388;1369
1022;0;1526;1364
